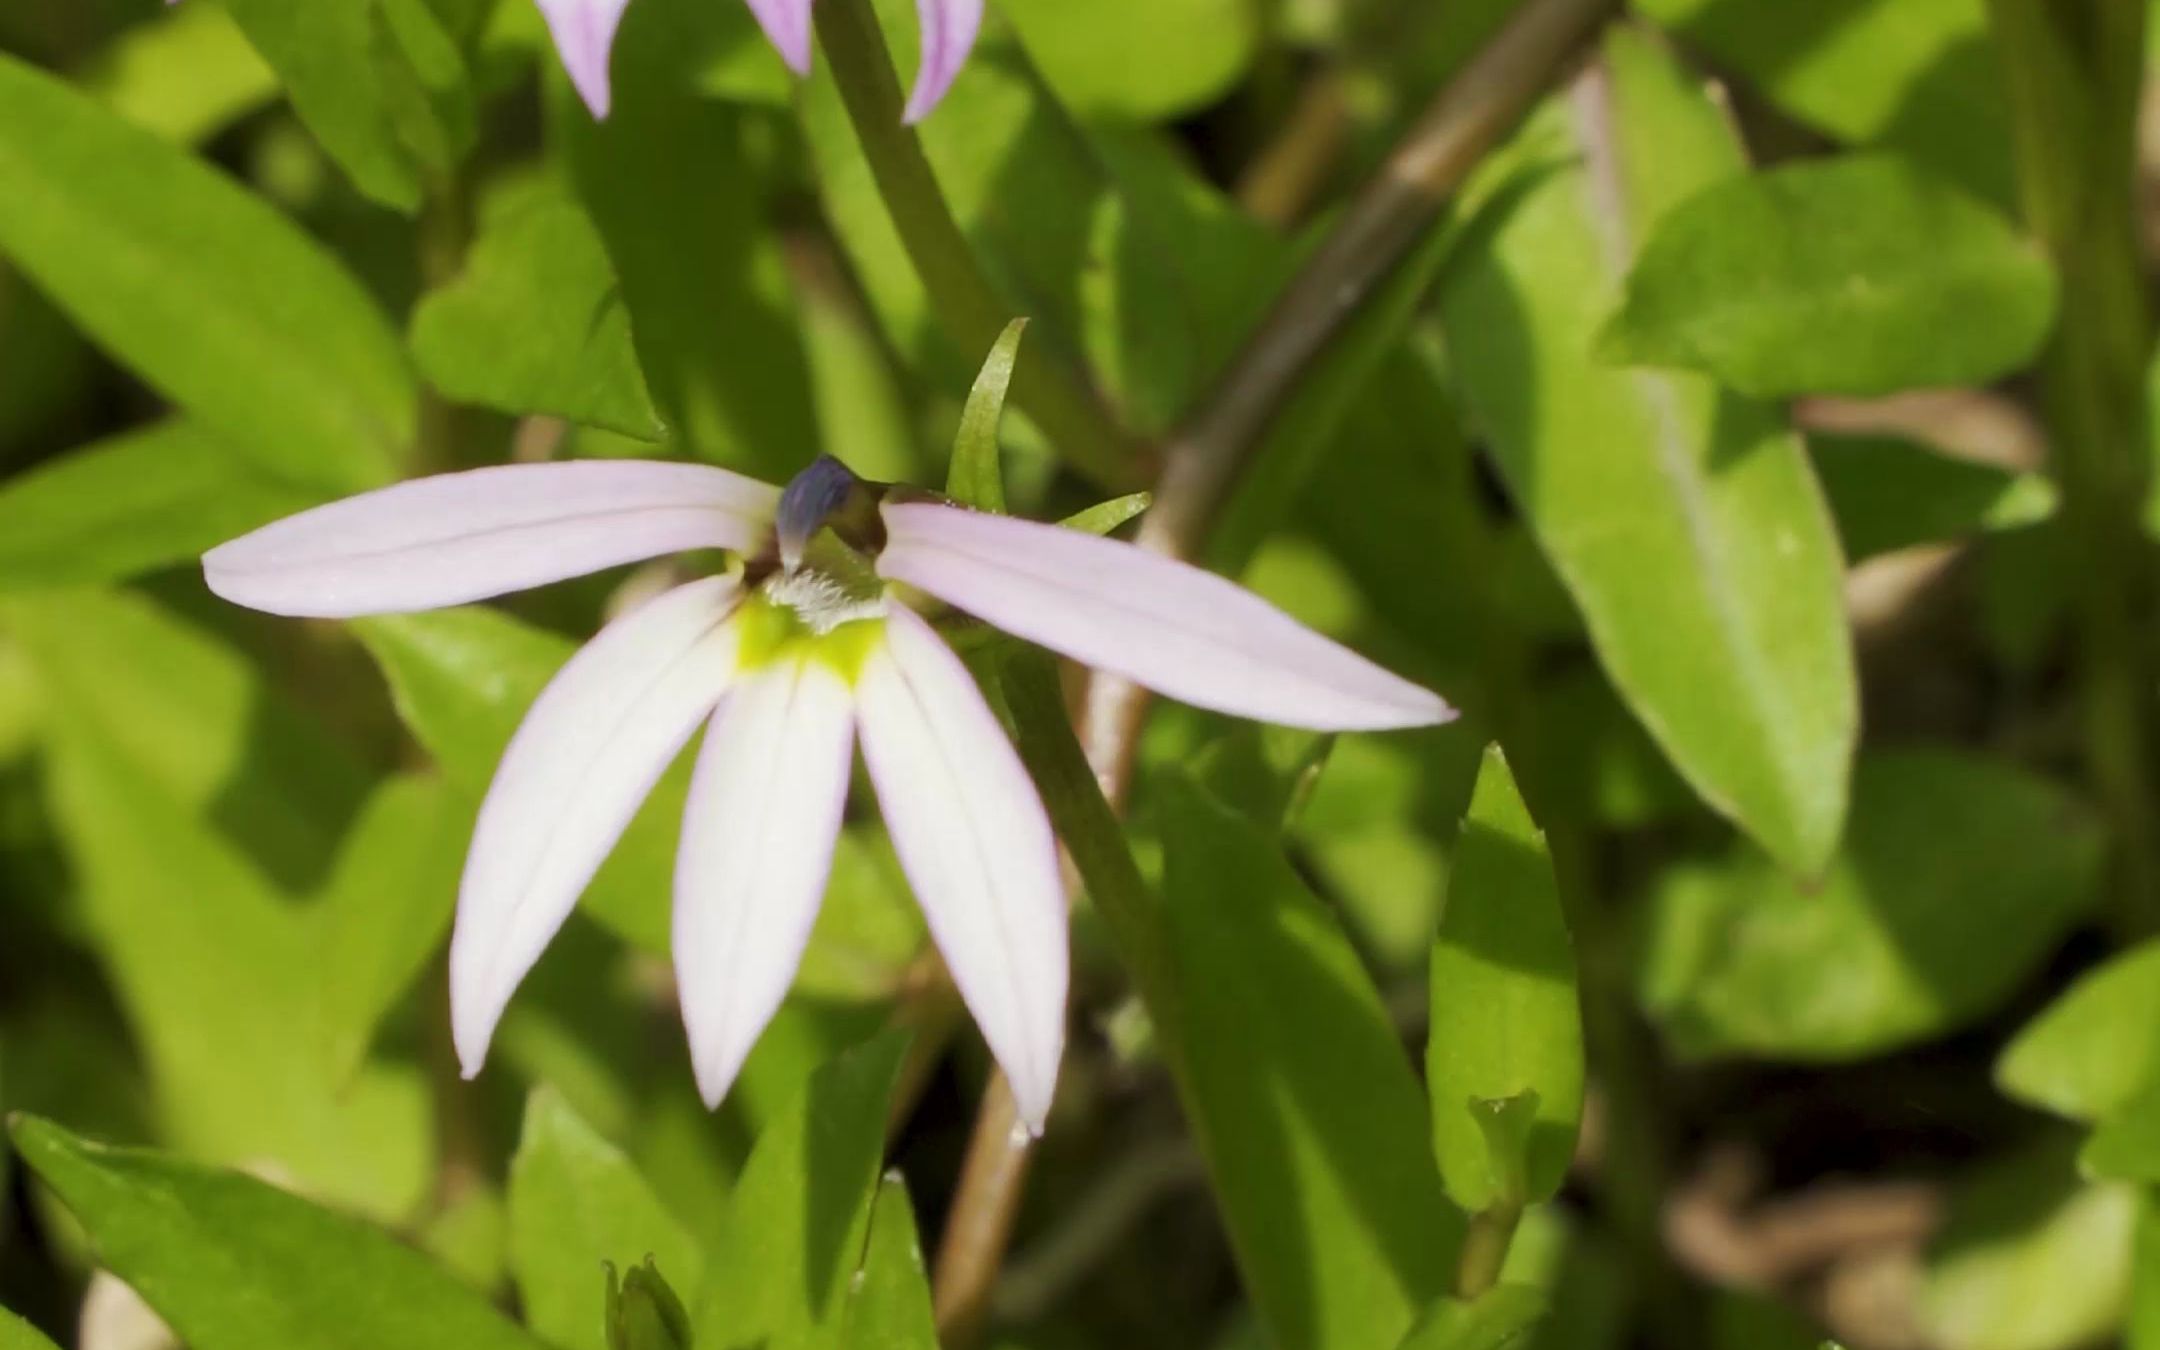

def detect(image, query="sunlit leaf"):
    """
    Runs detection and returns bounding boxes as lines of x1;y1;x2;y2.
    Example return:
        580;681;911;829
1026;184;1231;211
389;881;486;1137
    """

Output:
0;53;415;491
10;1116;544;1350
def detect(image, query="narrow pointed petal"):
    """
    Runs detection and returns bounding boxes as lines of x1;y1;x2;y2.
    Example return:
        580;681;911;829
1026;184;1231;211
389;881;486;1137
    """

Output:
536;0;634;117
743;0;815;73
901;0;982;123
451;576;744;1076
674;657;856;1107
856;605;1066;1130
204;461;778;618
878;502;1455;731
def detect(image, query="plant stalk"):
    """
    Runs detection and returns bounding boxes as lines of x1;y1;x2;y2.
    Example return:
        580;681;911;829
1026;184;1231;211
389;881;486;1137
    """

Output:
811;0;1144;491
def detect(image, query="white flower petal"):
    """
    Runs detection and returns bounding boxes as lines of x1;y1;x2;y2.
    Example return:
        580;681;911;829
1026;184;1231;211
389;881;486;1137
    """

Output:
743;0;815;73
451;576;744;1076
205;461;778;618
856;605;1066;1130
878;501;1454;732
902;0;983;123
674;655;856;1107
536;0;634;118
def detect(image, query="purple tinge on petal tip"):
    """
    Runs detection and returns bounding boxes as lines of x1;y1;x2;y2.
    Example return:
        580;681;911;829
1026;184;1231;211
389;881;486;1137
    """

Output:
902;0;983;123
536;0;632;118
743;0;816;74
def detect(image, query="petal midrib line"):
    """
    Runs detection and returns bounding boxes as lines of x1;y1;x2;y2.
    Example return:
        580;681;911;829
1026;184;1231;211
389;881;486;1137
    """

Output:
210;502;748;575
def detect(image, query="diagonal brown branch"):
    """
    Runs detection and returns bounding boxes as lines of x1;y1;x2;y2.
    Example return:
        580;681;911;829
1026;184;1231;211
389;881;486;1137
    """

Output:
931;0;1618;1341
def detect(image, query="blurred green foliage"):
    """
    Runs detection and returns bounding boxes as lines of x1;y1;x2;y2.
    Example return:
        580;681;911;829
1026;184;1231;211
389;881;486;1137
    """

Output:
2;0;2158;1346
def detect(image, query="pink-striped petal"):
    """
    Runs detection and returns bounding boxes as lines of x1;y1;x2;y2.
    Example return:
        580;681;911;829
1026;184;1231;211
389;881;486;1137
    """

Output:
537;0;635;118
204;461;777;618
674;655;857;1107
451;576;744;1076
743;0;815;73
878;502;1455;731
856;605;1066;1131
902;0;982;123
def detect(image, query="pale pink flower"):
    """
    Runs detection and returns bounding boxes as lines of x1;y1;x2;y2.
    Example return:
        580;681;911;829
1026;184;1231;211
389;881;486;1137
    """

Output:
538;0;980;122
203;456;1452;1130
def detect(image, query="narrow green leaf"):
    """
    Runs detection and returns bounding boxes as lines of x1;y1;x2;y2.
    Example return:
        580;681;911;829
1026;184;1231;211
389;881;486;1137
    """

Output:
1812;433;2057;562
83;1;279;145
1397;1286;1546;1350
1641;751;2103;1061
216;0;435;210
5;587;370;890
1998;939;2160;1121
1601;153;2055;398
0;1308;60;1350
411;180;665;439
1058;491;1153;536
311;774;466;1086
510;1088;702;1350
1001;0;1260;120
2131;1189;2160;1350
0;422;321;593
37;724;430;1219
946;317;1027;511
1160;776;1457;1350
9;1115;545;1350
354;607;679;951
1920;1139;2137;1350
1630;0;2013;205
693;1033;911;1349
0;53;414;491
1428;747;1582;1213
838;1175;939;1350
607;1259;694;1350
565;53;818;480
1436;29;1857;872
2080;1064;2160;1183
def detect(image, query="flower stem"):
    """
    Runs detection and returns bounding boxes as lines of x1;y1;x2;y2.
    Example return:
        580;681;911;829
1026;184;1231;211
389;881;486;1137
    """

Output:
1452;1201;1523;1300
1987;0;2160;925
810;0;1144;491
925;0;1615;1333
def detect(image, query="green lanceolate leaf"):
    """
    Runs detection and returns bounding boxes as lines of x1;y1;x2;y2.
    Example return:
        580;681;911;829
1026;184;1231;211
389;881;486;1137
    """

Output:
35;725;431;1219
83;1;279;145
355;607;679;952
216;0;469;210
510;1088;702;1350
5;586;370;890
1999;939;2160;1121
1629;0;2013;206
947;317;1027;511
8;1116;544;1350
1058;491;1153;536
1428;747;1582;1214
607;1260;694;1350
838;1175;940;1350
311;774;466;1086
1437;28;1857;873
0;52;414;491
1919;1139;2137;1350
693;1034;911;1349
1397;1286;1547;1350
0;1308;60;1350
564;46;817;482
1001;0;1260;120
1159;775;1457;1350
1641;751;2103;1061
411;180;665;440
1601;153;2056;399
0;422;322;593
1812;433;2056;562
